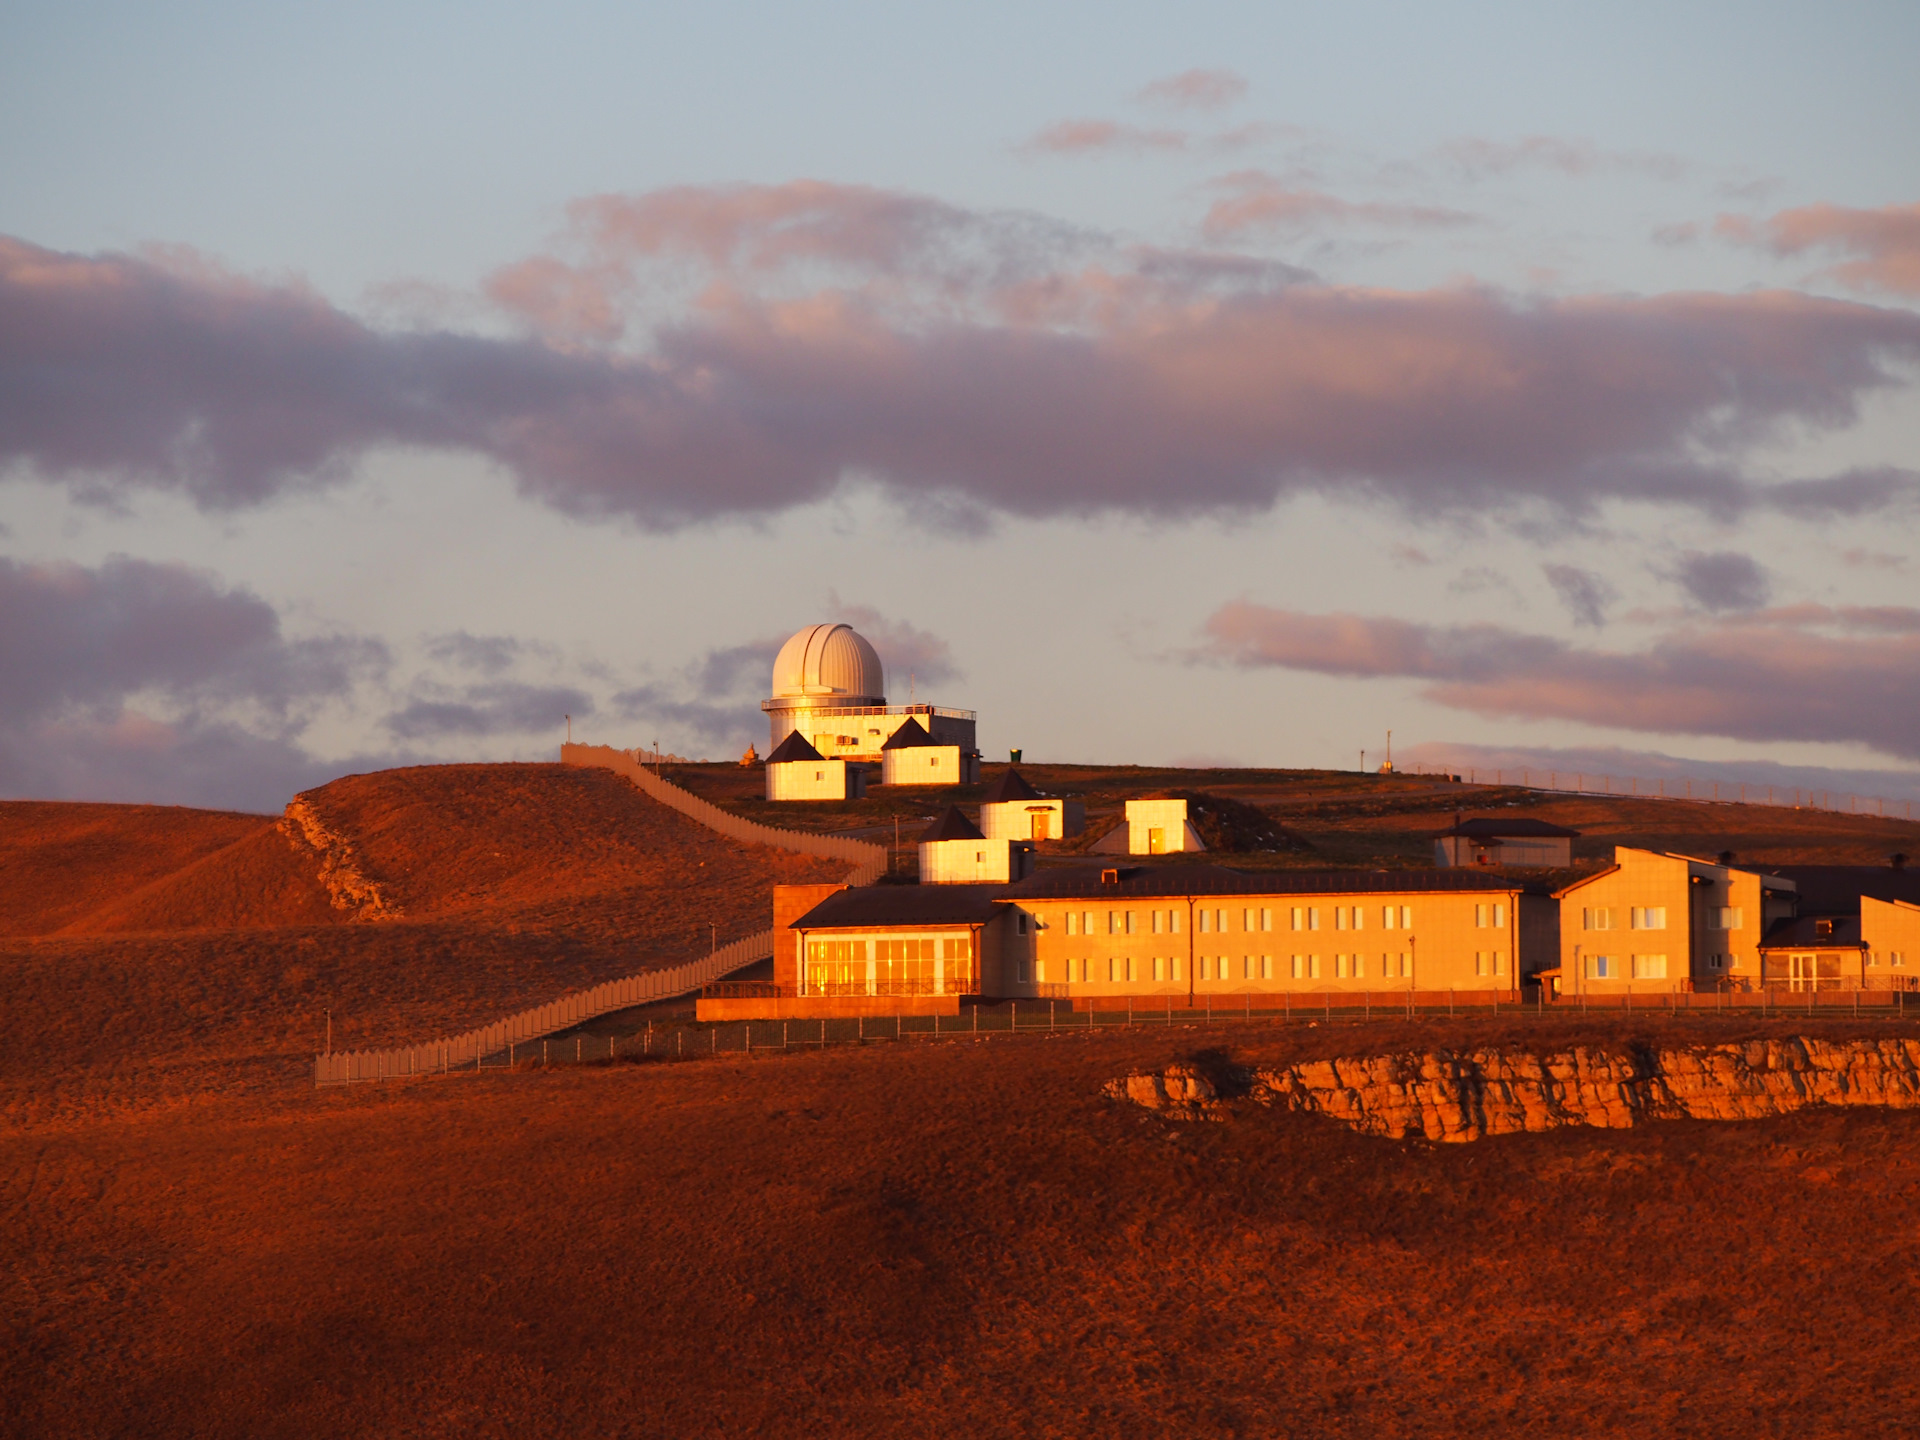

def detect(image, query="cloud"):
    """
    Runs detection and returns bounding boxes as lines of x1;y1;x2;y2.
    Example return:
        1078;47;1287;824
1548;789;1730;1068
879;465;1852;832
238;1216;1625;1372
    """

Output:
826;596;961;691
1018;119;1190;156
1669;550;1771;611
1542;563;1616;627
0;555;388;808
1715;201;1920;297
1398;740;1920;806
7;203;1920;532
1135;68;1248;111
1200;599;1920;760
1202;174;1478;239
1437;136;1691;182
423;631;557;675
382;682;591;741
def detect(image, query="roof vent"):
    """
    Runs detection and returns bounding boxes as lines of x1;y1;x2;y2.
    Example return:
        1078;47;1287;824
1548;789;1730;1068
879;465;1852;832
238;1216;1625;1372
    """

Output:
1893;852;1909;871
1101;868;1120;885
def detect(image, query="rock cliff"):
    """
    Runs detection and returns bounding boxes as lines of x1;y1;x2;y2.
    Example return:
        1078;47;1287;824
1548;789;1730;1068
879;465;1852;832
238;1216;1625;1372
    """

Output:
1106;1036;1920;1141
277;795;402;921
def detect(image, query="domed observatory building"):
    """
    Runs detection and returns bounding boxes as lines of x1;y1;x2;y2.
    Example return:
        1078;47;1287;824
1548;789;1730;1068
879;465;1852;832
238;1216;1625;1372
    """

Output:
762;623;978;769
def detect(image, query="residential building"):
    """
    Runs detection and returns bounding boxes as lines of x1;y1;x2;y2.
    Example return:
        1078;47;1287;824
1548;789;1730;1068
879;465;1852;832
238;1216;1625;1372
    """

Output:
1757;914;1868;992
1552;847;1797;994
1864;897;1920;989
1092;797;1206;855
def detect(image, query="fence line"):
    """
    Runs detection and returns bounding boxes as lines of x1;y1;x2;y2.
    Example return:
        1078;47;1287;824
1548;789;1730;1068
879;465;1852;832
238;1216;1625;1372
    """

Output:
562;742;888;884
314;930;773;1085
1404;764;1917;822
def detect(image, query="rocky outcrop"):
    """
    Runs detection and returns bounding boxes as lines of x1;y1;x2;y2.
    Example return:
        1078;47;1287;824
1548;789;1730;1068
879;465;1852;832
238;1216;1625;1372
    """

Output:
277;795;402;921
1105;1038;1920;1141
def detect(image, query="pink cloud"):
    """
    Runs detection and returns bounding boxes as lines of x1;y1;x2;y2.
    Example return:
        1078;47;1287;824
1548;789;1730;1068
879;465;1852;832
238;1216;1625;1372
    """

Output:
1716;202;1920;297
1201;601;1920;760
1203;173;1478;238
1134;68;1248;111
6;195;1920;530
1019;119;1189;155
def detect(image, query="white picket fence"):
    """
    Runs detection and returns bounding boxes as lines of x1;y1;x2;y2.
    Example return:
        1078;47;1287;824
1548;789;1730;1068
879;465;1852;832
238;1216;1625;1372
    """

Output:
561;742;888;883
313;930;772;1085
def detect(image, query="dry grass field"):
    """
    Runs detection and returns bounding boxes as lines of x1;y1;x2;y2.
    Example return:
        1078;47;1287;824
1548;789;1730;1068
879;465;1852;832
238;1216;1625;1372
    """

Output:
8;761;1920;1437
7;1018;1920;1438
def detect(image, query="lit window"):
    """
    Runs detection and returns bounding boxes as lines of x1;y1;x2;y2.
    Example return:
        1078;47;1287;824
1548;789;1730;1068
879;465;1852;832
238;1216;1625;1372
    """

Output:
1632;954;1668;979
1152;957;1164;981
1261;955;1274;979
1152;911;1164;935
1348;906;1362;931
1126;957;1137;982
1200;910;1214;934
1291;907;1304;931
1171;956;1184;981
1262;907;1273;932
1584;908;1614;931
1631;907;1666;930
1291;954;1305;979
1067;911;1079;936
1334;908;1348;932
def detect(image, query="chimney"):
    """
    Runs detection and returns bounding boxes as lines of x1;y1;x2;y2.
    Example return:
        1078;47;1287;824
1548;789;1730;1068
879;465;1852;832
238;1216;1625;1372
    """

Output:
1893;852;1909;871
1718;850;1736;866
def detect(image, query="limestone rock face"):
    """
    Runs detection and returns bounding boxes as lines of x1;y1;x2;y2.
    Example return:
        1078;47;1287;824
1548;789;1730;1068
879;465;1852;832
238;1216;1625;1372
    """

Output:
277;796;403;921
1108;1038;1920;1140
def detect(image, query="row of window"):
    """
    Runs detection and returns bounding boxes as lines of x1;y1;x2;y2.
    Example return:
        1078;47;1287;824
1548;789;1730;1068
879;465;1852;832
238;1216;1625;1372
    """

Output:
1583;954;1669;979
1868;952;1909;967
1038;952;1451;983
1058;905;1439;936
810;937;973;962
1582;906;1746;932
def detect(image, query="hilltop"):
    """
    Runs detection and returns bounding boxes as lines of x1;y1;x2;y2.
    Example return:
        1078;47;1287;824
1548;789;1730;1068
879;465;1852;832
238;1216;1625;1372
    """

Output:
666;761;1920;872
0;763;849;1092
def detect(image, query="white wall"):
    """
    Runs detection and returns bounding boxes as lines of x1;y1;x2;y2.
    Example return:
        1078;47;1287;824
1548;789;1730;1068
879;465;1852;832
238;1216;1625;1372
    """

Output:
919;837;1033;883
766;759;864;800
980;797;1085;840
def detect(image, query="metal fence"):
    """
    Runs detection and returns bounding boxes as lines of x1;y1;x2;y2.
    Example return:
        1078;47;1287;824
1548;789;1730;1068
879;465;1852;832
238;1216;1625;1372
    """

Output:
313;930;772;1085
562;742;888;883
1403;763;1916;821
425;986;1920;1075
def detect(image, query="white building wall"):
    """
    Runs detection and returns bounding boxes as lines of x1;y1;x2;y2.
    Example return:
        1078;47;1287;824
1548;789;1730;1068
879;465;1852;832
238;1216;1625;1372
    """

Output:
1125;799;1203;854
882;745;978;786
919;837;1034;883
980;798;1086;841
766;759;866;801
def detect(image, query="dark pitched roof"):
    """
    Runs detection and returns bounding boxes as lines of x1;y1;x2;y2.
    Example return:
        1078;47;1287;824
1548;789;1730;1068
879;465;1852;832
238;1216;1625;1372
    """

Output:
1762;865;1920;915
790;884;1008;930
1759;914;1865;950
981;768;1042;804
766;731;824;764
919;805;985;843
1000;863;1547;902
881;718;939;750
1438;817;1581;839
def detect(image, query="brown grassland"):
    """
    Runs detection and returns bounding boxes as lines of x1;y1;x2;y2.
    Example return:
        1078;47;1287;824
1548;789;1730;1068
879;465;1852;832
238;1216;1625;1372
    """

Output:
6;762;1920;1436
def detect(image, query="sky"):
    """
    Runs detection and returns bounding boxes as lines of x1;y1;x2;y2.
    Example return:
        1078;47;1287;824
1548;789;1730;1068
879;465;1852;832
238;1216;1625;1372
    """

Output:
4;0;1920;812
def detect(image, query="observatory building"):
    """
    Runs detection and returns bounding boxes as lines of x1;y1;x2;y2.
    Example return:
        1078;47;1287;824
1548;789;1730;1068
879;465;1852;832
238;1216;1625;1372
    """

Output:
762;622;977;766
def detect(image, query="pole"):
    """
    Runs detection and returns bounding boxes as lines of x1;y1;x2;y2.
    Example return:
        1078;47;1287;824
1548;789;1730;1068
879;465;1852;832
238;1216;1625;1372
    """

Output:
325;1007;331;1055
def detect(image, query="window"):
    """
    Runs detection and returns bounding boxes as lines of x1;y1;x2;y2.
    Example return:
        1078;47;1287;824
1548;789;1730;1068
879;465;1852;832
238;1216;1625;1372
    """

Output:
1108;957;1119;982
1896;953;1908;969
1261;955;1274;979
1016;913;1028;936
1309;907;1321;931
1291;907;1304;931
1334;954;1348;977
1126;957;1137;982
1475;903;1507;929
1248;907;1273;932
1152;957;1164;981
1080;958;1090;982
1170;910;1182;933
1385;952;1408;978
942;937;971;960
1291;954;1305;979
1381;905;1412;929
1630;907;1666;930
1171;956;1184;982
1108;911;1121;935
1126;911;1138;935
1709;907;1743;931
1017;956;1031;982
1199;910;1213;934
1475;951;1490;977
1584;907;1614;931
1066;911;1078;936
1588;955;1616;979
1334;908;1348;931
1152;910;1164;935
1348;906;1362;931
1632;954;1668;979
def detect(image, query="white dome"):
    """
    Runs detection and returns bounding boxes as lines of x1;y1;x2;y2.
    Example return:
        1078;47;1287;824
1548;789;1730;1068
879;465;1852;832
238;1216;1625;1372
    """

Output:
769;623;885;704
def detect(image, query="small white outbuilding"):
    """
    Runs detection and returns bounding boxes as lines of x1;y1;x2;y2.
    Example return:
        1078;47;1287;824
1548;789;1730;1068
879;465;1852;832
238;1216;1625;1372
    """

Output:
978;769;1084;842
918;805;1035;884
764;731;868;801
880;718;981;787
1092;797;1207;855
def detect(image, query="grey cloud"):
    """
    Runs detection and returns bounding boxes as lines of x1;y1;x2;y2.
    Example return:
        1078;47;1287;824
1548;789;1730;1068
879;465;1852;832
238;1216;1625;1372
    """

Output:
0;554;391;809
1671;550;1771;612
383;682;592;741
1201;600;1920;760
826;597;961;690
424;631;556;675
8;212;1920;532
1542;563;1617;627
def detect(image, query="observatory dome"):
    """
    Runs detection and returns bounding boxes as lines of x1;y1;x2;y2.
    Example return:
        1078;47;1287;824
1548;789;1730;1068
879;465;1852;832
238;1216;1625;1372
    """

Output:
768;623;885;705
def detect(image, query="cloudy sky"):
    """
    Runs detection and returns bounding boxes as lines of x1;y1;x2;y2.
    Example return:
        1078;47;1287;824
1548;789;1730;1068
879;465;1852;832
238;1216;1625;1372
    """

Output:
5;1;1919;811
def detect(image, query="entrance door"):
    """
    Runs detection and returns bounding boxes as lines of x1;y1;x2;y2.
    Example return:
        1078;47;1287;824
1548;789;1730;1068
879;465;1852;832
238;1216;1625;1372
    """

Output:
1789;953;1817;991
1031;810;1050;841
1147;827;1165;855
